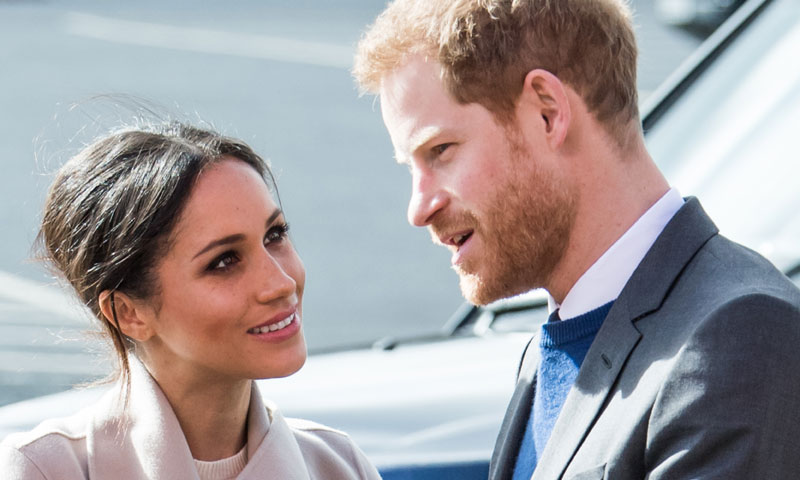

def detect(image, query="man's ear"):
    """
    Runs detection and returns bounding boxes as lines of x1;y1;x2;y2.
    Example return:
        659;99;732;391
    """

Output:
518;69;571;149
98;290;155;342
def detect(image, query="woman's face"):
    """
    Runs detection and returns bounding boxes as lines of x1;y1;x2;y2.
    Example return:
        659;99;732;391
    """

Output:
138;157;306;383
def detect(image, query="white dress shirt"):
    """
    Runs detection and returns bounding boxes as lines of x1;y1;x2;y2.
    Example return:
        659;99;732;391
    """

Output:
548;188;684;320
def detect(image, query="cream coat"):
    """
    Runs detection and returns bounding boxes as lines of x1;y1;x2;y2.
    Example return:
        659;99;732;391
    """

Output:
0;360;381;479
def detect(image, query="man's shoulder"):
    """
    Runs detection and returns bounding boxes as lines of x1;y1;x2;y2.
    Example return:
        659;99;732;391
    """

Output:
685;232;799;304
630;228;800;350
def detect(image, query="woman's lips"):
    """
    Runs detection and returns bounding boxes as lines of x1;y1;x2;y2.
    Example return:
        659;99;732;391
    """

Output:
247;312;296;334
246;305;302;342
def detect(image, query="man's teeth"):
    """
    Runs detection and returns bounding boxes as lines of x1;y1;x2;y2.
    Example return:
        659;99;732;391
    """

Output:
455;233;470;246
249;314;295;334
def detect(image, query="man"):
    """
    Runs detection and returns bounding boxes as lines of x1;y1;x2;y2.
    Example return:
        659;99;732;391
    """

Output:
353;0;800;478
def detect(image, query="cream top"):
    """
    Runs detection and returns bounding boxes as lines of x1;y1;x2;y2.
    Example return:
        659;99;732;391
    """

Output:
194;446;248;480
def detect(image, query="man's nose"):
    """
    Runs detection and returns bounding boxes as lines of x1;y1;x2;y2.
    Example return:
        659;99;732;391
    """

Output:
407;169;448;227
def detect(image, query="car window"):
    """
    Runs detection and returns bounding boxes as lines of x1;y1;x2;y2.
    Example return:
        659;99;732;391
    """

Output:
646;0;800;272
490;307;550;334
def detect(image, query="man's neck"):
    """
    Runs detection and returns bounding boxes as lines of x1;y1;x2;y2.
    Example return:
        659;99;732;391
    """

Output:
549;188;683;318
547;137;669;304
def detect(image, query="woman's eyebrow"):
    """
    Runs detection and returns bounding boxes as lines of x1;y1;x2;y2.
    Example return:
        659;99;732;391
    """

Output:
192;209;283;260
265;208;283;227
193;234;245;260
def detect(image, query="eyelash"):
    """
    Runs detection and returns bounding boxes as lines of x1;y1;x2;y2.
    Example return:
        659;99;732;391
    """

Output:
206;222;291;273
265;222;290;244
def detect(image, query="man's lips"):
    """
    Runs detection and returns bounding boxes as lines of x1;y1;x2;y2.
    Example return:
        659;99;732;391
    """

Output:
433;229;475;267
438;229;474;249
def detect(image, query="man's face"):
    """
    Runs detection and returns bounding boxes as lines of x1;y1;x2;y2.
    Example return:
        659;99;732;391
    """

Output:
380;56;577;305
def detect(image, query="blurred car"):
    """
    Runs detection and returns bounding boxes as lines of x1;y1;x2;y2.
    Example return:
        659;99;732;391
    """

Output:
655;0;745;33
1;0;799;477
0;292;550;480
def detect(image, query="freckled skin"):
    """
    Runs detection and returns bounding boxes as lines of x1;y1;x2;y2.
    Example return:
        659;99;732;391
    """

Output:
138;158;307;385
380;56;577;304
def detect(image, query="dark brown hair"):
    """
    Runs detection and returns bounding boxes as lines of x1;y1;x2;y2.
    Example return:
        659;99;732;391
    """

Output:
38;122;277;392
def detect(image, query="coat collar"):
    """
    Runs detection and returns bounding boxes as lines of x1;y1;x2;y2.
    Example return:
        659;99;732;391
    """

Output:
84;357;312;479
530;197;719;480
239;400;312;479
87;357;199;479
489;337;540;480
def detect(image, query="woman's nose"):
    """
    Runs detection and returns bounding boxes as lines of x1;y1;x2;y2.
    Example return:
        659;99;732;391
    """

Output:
255;253;298;304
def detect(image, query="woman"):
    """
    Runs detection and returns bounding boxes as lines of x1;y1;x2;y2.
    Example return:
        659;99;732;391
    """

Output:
0;123;381;479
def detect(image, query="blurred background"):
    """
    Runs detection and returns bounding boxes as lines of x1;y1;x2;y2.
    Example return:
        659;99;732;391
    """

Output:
0;0;729;405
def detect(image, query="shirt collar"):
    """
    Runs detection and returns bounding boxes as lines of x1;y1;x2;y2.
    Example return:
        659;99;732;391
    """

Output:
548;188;684;320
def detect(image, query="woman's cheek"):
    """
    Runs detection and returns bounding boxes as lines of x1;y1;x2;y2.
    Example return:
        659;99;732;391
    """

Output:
283;248;306;296
191;282;248;320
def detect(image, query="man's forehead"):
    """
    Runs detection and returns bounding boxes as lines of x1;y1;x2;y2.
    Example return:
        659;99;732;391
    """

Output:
379;54;441;101
378;56;453;155
379;101;445;163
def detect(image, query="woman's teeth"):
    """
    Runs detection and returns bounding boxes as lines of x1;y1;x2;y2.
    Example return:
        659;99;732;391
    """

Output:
248;313;295;334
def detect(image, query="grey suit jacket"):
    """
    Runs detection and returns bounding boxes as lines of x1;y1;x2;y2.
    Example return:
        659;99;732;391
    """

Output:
489;198;800;479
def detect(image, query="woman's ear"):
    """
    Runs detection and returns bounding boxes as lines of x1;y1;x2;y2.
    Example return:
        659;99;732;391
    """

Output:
98;290;155;342
518;68;572;150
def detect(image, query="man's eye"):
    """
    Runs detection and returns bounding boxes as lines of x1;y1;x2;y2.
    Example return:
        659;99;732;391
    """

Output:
208;252;239;271
265;223;290;245
432;143;453;156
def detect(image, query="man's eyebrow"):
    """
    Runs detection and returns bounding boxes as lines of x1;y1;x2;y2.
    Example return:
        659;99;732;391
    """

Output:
405;126;444;158
192;209;283;260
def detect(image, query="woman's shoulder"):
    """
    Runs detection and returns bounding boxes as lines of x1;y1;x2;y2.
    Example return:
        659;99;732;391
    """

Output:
285;415;350;439
4;399;95;445
0;386;121;480
284;415;364;457
0;407;93;479
264;402;381;480
267;402;355;451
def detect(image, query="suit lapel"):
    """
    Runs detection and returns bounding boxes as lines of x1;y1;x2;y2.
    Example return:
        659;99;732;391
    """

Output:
532;198;719;479
531;299;641;480
490;336;540;480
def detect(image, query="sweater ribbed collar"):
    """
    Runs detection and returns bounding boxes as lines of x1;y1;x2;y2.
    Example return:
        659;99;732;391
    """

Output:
540;301;614;348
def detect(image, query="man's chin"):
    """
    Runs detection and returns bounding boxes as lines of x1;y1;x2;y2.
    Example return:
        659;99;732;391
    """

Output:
458;271;507;306
458;270;538;306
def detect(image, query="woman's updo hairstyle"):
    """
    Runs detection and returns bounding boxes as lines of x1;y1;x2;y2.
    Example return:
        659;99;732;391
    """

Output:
38;122;277;389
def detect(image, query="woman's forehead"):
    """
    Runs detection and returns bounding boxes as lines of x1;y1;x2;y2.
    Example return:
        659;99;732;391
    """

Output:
169;159;279;248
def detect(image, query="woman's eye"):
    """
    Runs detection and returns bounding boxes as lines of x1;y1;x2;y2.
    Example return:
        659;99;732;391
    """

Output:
208;252;239;272
265;223;290;245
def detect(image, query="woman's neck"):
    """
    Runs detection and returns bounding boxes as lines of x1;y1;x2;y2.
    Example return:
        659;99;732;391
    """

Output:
145;360;252;461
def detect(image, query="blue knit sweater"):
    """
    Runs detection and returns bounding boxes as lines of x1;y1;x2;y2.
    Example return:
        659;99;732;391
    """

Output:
512;301;614;480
